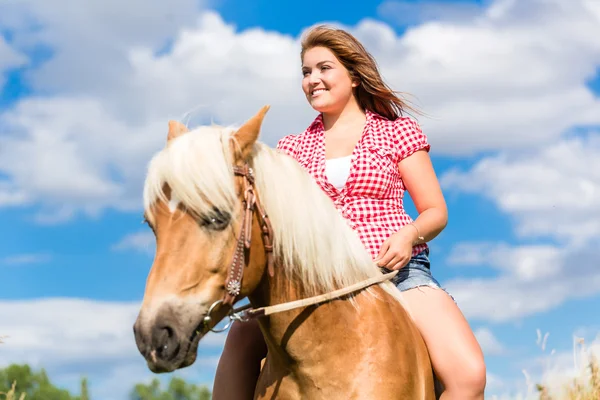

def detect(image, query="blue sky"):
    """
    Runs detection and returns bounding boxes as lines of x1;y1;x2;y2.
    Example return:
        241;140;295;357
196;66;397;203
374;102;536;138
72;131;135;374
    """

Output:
1;0;599;398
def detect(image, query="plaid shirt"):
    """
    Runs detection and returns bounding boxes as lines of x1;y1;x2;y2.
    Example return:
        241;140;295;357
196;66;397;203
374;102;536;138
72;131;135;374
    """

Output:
276;110;430;260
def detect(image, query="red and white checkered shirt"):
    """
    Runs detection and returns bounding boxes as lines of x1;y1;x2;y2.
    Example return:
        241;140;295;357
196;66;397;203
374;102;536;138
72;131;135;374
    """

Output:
276;110;430;259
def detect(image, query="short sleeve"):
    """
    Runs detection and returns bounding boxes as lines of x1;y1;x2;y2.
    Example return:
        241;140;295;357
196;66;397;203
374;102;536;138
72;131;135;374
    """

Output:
276;134;299;158
392;117;430;164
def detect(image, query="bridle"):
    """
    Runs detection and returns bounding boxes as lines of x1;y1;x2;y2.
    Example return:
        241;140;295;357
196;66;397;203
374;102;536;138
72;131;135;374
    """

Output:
223;163;275;306
201;161;398;334
200;161;274;333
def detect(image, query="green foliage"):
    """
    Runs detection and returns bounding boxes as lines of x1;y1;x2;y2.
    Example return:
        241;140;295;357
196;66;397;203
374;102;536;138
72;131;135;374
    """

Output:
0;364;211;400
79;378;89;400
130;377;211;400
0;364;82;400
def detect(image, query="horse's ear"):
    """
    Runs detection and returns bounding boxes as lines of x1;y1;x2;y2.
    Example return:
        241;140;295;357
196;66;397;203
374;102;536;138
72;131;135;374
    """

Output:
233;105;270;161
167;120;189;143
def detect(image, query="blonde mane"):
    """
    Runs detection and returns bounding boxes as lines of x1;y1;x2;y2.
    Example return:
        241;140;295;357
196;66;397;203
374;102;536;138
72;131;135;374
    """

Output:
143;125;408;308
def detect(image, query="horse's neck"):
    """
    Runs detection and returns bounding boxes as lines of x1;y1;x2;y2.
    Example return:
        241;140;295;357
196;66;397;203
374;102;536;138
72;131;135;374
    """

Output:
247;264;436;399
248;266;380;365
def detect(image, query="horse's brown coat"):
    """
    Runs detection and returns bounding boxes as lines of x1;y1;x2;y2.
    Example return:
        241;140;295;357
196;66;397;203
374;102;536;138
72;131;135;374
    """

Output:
134;107;436;399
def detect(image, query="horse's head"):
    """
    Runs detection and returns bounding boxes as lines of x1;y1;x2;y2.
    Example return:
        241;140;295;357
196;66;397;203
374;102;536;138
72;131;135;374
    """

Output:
133;106;272;373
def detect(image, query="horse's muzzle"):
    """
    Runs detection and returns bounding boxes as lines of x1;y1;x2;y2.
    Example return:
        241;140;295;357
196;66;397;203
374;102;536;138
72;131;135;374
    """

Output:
133;308;195;373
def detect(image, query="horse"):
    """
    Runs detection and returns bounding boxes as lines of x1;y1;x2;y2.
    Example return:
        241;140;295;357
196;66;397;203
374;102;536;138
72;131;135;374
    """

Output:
133;106;436;399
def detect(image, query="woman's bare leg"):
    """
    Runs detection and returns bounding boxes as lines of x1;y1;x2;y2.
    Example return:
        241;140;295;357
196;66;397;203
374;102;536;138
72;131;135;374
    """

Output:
213;319;267;400
402;287;486;399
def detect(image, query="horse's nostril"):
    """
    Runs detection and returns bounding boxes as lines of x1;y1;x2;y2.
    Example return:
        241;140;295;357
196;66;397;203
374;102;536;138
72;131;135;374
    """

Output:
152;324;180;361
164;325;174;339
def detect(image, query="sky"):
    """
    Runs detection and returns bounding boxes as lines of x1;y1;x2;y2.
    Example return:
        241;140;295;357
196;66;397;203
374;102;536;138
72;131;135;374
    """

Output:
0;0;599;398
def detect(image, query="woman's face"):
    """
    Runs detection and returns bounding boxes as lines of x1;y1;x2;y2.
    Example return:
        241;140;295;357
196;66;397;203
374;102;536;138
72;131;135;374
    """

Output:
301;46;357;114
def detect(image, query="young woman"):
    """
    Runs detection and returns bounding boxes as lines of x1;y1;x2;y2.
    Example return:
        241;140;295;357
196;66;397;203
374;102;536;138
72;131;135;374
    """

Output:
213;25;486;399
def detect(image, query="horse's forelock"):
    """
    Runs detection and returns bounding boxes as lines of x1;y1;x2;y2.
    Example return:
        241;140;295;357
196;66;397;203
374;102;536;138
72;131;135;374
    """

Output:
143;125;238;221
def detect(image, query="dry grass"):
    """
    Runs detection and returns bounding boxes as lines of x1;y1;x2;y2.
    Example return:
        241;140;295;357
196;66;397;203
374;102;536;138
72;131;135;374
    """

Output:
537;355;600;399
0;382;26;400
0;337;25;400
532;335;600;400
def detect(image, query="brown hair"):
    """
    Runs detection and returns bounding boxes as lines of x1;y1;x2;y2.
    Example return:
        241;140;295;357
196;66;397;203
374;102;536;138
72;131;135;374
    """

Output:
300;25;421;120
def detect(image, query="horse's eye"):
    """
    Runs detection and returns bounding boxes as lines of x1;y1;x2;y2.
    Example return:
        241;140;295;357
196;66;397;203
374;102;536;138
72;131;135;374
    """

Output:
199;208;230;231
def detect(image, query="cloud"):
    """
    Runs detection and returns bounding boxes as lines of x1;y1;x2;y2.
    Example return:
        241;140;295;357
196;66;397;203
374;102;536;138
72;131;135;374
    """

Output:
475;327;505;356
361;0;600;154
445;241;600;322
0;298;226;399
112;230;155;254
441;134;600;245
0;0;599;222
0;97;167;221
438;126;600;322
0;253;51;266
0;35;28;88
0;12;311;221
377;0;485;25
0;0;204;94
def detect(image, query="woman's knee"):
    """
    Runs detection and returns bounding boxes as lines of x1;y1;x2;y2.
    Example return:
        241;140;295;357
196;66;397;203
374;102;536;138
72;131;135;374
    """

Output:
465;355;486;391
445;352;487;395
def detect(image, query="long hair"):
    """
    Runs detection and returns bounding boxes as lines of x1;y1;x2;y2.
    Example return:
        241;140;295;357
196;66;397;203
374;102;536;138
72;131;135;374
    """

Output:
300;25;422;120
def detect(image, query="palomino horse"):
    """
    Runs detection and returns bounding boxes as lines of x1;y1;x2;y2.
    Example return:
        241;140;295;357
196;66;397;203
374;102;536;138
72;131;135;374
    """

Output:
133;106;436;399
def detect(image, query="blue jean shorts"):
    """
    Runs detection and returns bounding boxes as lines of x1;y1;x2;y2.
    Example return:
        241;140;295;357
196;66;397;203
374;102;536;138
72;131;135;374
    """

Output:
381;249;447;294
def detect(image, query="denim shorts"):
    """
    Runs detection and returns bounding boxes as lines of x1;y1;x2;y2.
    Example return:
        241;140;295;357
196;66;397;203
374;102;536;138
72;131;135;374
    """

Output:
381;249;449;295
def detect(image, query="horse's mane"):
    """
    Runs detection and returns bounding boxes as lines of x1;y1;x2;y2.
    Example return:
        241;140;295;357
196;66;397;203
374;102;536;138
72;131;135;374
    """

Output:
143;125;409;309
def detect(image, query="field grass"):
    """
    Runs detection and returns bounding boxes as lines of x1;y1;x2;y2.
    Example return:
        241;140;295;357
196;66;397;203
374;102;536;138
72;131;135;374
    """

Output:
515;332;600;400
536;355;599;399
0;382;26;400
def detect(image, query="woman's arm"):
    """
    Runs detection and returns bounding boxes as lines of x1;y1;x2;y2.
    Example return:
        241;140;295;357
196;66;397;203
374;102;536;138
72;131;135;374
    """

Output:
375;148;447;269
397;149;448;244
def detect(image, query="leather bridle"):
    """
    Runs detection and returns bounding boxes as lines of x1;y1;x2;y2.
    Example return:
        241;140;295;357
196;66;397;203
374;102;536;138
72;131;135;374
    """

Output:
222;163;275;306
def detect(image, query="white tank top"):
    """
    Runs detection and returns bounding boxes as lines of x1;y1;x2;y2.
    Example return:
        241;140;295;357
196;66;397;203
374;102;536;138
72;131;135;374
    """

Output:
325;155;352;190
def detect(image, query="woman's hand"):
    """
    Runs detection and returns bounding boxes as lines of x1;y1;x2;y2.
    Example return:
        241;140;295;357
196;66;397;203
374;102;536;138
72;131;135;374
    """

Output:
374;225;418;270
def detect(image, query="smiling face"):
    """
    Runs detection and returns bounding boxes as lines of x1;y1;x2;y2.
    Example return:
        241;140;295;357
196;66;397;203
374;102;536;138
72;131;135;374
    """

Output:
301;46;358;114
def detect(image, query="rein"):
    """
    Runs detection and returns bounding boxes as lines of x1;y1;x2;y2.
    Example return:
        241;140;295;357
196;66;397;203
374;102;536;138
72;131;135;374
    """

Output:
202;161;398;333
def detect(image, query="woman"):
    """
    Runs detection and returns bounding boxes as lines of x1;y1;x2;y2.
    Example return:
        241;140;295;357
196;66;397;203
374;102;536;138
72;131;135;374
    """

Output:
214;25;486;399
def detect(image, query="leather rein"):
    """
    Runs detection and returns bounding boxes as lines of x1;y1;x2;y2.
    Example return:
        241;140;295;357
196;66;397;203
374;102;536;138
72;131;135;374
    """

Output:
201;162;397;333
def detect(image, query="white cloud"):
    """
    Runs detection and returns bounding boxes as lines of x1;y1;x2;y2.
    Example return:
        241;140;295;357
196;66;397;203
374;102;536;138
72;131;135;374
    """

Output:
447;242;564;281
475;327;505;356
377;0;484;25
0;12;311;221
445;242;600;322
441;134;600;245
439;129;600;323
112;230;155;254
0;0;204;94
0;298;226;399
0;0;598;221
0;97;167;220
0;253;51;265
485;372;508;393
361;0;600;154
0;35;28;88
